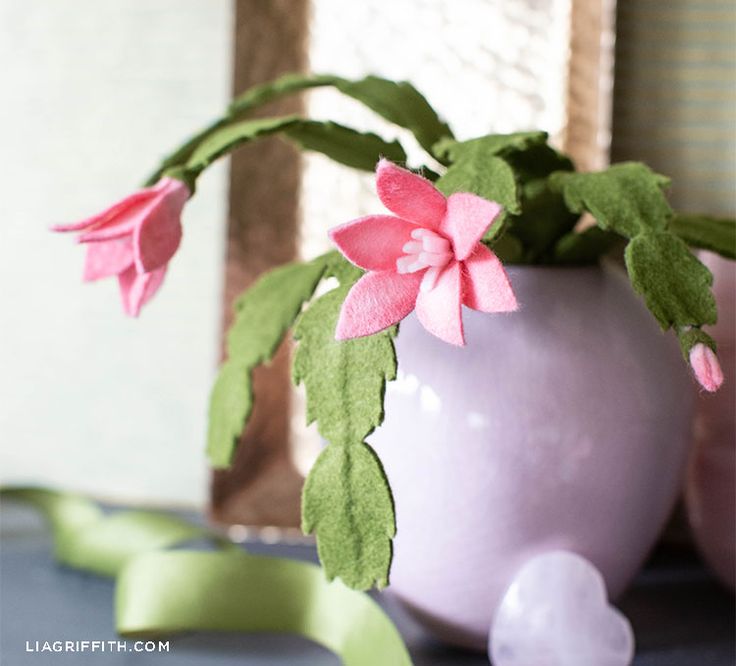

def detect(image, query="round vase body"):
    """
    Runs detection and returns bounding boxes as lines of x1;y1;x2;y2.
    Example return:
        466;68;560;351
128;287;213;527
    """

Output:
368;265;694;650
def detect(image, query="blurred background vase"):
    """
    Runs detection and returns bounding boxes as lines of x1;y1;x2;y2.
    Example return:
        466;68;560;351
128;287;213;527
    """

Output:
369;264;694;650
685;253;735;590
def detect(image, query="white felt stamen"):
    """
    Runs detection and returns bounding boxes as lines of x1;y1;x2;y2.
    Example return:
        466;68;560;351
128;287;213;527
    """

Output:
396;227;453;284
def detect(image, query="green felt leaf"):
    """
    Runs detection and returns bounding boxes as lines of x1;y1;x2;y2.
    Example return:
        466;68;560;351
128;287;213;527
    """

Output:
229;258;331;365
186;117;403;176
186;116;298;172
148;72;449;184
284;121;406;171
332;75;453;156
435;154;519;241
293;269;397;590
228;73;339;116
292;284;396;445
229;73;452;156
433;131;548;163
487;233;525;264
207;361;253;468
678;327;717;360
209;257;331;468
625;231;716;330
550;162;672;238
505;178;580;261
503;142;574;184
669;214;736;260
302;444;395;590
552;226;620;265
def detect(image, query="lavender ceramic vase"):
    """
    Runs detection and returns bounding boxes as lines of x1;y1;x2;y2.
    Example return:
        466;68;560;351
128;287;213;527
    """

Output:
369;264;694;650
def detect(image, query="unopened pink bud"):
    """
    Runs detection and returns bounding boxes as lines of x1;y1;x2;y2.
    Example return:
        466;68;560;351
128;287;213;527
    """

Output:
689;343;724;393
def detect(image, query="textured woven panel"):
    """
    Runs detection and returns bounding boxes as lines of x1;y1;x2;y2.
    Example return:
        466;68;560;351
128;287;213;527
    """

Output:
611;0;736;216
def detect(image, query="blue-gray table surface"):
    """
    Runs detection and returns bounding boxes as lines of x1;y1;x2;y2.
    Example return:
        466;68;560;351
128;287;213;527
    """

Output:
1;504;733;665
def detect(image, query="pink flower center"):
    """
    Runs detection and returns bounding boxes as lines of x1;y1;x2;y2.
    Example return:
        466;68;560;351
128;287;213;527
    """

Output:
396;228;453;292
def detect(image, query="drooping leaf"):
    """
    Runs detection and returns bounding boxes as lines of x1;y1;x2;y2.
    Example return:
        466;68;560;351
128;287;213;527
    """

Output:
207;361;253;468
228;257;331;364
186;116;298;172
550;162;672;238
185;117;404;176
624;231;716;330
332;75;454;155
284;121;406;171
669;213;736;260
302;444;395;590
552;226;620;265
228;73;339;116
293;270;397;590
148;72;450;184
292;284;397;446
208;256;332;468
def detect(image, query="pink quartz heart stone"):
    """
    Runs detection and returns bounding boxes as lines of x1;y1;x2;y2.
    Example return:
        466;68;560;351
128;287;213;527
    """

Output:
369;265;694;650
490;551;634;666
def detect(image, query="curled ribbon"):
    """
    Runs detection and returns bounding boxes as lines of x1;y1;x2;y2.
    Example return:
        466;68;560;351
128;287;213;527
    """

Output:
1;487;412;666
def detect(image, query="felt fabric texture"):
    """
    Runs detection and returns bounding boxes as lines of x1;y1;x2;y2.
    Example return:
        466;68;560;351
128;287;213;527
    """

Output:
552;163;723;390
330;160;517;346
293;269;397;590
669;214;736;260
52;177;188;317
149;72;448;186
117;265;167;317
184;116;406;180
207;257;330;467
689;342;724;393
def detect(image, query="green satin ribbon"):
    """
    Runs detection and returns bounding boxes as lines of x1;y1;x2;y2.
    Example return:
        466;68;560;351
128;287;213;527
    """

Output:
1;487;412;665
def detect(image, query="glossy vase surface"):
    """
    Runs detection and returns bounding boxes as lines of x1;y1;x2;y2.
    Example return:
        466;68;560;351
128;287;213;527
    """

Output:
369;265;694;650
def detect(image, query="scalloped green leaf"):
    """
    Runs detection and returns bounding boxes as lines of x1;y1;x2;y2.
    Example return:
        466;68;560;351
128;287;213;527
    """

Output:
207;361;253;468
550;162;672;238
208;256;331;468
186;117;404;176
302;443;395;590
669;214;736;260
292;284;396;445
625;231;716;330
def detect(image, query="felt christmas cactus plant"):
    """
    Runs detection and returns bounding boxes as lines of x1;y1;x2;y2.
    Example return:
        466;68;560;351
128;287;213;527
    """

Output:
55;72;735;597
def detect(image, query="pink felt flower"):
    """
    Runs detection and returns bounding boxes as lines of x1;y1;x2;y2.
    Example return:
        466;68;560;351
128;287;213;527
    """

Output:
689;343;724;393
329;159;518;345
52;177;189;316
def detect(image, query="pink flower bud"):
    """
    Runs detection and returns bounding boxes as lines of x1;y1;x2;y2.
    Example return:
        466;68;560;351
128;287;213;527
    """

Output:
689;343;724;393
52;177;189;316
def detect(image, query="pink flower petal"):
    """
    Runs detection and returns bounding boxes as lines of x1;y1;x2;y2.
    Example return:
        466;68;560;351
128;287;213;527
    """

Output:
118;265;167;317
133;179;188;273
77;196;164;243
83;237;134;281
462;244;518;313
329;215;416;271
376;159;446;229
689;342;724;393
415;261;464;345
52;189;156;233
441;193;502;261
335;270;422;340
